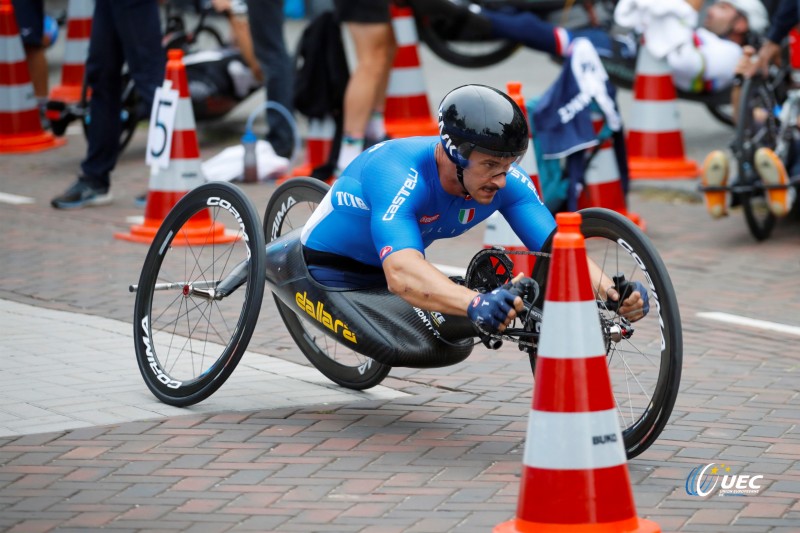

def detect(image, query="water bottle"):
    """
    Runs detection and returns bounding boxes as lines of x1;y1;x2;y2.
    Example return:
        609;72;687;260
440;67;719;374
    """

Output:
242;129;258;183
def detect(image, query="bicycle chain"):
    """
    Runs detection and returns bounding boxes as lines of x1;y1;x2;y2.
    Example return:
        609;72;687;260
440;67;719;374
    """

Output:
478;246;551;259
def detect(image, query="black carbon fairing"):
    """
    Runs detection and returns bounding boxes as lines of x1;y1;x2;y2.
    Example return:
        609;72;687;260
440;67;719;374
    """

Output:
265;231;474;368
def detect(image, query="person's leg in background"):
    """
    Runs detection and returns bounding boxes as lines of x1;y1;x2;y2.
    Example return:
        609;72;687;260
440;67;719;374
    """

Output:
51;0;163;209
334;0;396;172
51;0;120;208
113;0;165;122
11;0;48;113
246;0;295;159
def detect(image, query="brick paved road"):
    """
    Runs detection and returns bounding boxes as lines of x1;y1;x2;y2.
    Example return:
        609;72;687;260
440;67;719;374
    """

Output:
1;127;798;532
1;24;800;530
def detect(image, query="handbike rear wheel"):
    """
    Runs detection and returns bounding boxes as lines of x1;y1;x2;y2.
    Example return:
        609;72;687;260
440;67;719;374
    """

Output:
263;178;391;390
133;182;266;406
532;208;682;459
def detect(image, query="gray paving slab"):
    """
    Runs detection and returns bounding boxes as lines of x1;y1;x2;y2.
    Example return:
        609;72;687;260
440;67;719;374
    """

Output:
0;299;406;438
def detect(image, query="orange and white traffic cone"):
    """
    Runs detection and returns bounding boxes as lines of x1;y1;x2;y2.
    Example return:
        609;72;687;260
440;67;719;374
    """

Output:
494;212;660;533
49;0;93;103
0;0;65;153
289;115;335;180
384;3;438;138
626;45;698;179
579;112;645;230
483;213;534;276
116;49;235;245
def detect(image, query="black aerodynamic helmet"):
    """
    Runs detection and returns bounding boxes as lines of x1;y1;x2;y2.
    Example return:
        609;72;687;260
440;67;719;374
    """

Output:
437;84;529;168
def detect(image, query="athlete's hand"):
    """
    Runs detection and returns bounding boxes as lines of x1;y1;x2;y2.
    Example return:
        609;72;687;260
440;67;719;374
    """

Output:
467;275;525;333
606;280;650;322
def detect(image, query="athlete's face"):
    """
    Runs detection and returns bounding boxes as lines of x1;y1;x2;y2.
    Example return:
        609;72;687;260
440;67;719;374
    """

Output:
704;2;746;37
464;152;516;204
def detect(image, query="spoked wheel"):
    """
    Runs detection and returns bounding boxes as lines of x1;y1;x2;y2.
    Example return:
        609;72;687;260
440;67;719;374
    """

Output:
733;74;782;241
133;182;266;406
263;178;391;390
532;208;682;458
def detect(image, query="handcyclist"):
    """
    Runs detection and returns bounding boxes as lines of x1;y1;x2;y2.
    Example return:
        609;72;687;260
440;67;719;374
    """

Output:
406;0;768;93
300;84;649;335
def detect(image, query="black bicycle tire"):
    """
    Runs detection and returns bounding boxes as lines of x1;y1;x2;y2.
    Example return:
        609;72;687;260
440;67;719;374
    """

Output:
531;208;682;459
416;21;520;68
734;75;778;241
263;178;392;390
133;181;267;406
705;101;734;127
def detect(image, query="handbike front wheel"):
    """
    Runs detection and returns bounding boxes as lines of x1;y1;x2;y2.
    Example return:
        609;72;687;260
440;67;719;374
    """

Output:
133;182;266;406
263;178;391;390
532;208;682;459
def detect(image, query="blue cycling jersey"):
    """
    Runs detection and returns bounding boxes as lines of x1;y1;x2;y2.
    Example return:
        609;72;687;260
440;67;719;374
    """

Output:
301;137;556;267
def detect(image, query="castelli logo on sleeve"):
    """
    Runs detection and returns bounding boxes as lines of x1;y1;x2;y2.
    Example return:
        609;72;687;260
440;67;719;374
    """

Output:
380;246;393;259
419;214;440;224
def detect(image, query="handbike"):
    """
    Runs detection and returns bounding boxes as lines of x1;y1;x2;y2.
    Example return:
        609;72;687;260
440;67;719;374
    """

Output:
131;178;682;459
718;65;800;240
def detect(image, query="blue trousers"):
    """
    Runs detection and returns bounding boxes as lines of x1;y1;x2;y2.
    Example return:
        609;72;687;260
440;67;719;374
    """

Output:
246;0;295;158
80;0;164;189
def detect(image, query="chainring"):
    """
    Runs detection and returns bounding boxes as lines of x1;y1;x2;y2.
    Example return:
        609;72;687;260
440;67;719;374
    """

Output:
464;247;515;292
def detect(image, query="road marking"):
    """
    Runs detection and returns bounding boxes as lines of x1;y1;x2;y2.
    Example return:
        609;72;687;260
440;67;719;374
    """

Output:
0;192;34;205
697;312;800;337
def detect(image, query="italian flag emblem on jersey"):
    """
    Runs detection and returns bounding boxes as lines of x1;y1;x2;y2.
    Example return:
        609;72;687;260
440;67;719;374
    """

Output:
458;208;475;224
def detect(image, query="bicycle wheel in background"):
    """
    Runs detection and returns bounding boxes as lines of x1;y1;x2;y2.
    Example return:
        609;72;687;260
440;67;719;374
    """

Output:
532;208;682;459
704;87;734;127
133;182;266;407
733;74;781;241
413;0;520;68
263;178;392;390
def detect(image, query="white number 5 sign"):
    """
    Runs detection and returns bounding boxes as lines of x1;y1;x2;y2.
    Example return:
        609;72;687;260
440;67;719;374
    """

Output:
145;80;179;170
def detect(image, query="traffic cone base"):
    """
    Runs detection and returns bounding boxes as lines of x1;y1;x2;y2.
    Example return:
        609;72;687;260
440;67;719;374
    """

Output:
0;131;65;153
494;516;660;533
628;156;700;179
114;220;238;246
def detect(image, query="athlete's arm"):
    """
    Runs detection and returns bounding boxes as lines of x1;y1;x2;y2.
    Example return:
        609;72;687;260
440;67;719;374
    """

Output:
383;250;476;315
384;250;524;332
500;170;646;320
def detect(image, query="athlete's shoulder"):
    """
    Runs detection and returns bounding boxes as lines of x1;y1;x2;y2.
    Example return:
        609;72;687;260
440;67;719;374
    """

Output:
501;164;543;204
